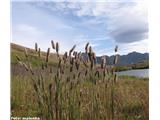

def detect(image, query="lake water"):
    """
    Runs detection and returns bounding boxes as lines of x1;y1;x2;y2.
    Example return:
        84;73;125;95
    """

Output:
116;69;149;78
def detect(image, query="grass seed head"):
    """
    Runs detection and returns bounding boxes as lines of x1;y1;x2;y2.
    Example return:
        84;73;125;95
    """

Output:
78;52;81;59
45;48;50;62
35;43;38;52
58;58;62;68
85;69;88;76
49;83;52;92
38;48;41;58
114;74;117;83
63;52;68;59
16;55;21;62
29;63;34;75
63;52;68;63
56;42;59;57
57;68;61;79
23;63;29;71
85;42;89;53
51;40;55;49
95;70;100;78
89;46;92;54
90;59;94;70
60;65;64;74
24;48;28;58
101;57;106;69
33;83;38;93
75;60;80;70
70;57;74;65
115;45;118;52
70;66;73;72
92;52;96;63
70;45;76;54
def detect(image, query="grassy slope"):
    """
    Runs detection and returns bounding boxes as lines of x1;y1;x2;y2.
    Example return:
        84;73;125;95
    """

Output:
11;43;59;66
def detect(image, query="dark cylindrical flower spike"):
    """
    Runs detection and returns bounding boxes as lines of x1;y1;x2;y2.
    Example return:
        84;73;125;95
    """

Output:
73;51;76;56
88;46;93;62
85;42;89;53
51;40;55;49
74;52;78;59
63;52;68;59
70;45;76;54
38;48;41;58
92;52;96;63
91;59;94;70
56;42;59;57
70;66;73;72
85;69;88;76
75;60;80;70
46;48;50;62
89;46;92;54
70;57;74;65
95;70;100;78
114;74;117;83
63;52;68;63
49;83;52;99
35;43;38;52
101;58;106;69
16;55;21;61
115;45;118;52
103;69;106;77
33;83;38;93
78;52;81;59
49;83;52;92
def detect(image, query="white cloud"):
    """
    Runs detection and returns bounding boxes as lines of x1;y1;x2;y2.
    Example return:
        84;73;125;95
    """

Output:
12;24;44;47
51;1;148;43
118;39;148;54
12;1;148;56
12;24;62;52
13;24;43;37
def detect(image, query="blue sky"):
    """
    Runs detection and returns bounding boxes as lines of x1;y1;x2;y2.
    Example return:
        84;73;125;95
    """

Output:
11;0;148;56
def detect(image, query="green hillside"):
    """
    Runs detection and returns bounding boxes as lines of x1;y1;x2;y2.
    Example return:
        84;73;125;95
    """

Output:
11;43;59;67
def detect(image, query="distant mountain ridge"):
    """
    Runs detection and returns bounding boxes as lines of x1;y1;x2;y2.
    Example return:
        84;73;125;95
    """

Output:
11;43;149;65
82;52;149;65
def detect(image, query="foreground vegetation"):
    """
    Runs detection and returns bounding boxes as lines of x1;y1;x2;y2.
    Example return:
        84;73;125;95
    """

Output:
11;42;148;120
